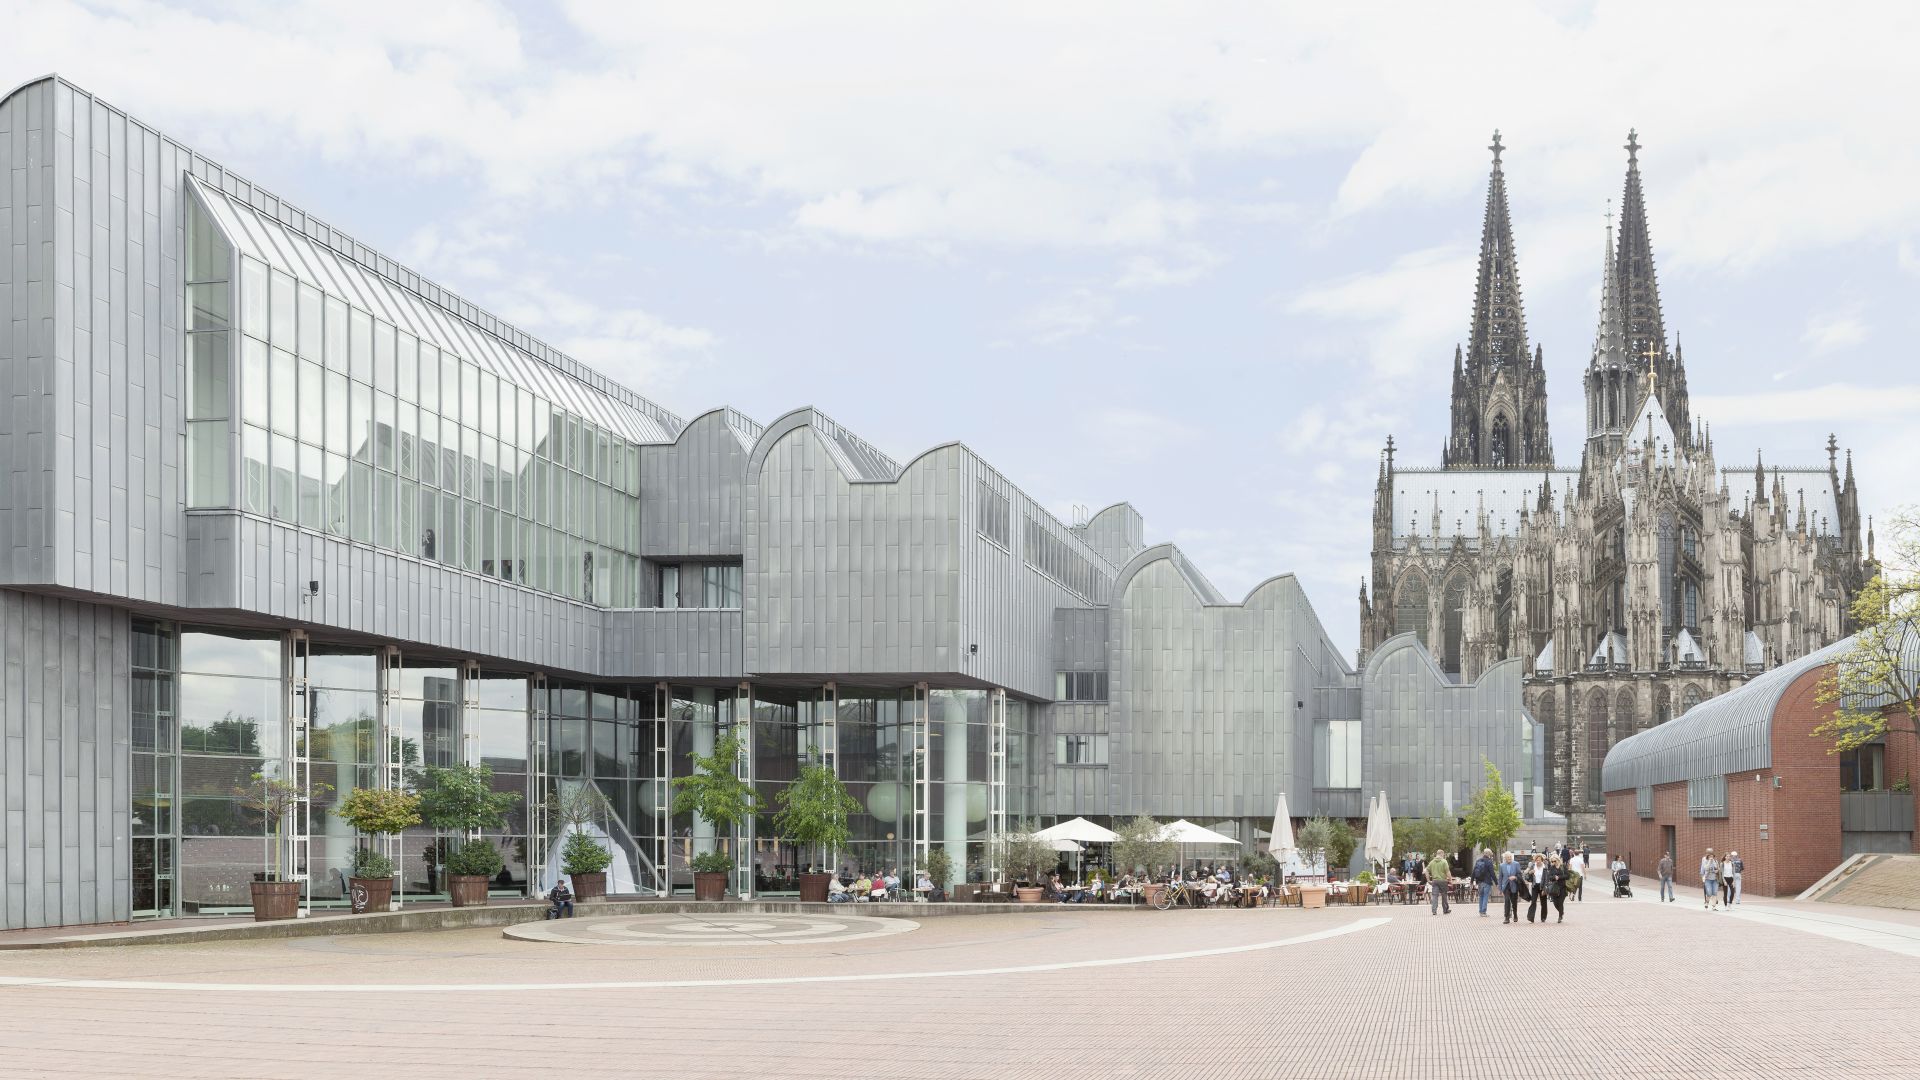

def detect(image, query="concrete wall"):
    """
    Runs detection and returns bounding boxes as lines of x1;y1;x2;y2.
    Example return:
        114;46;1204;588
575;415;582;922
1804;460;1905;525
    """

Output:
0;589;131;930
1362;635;1540;819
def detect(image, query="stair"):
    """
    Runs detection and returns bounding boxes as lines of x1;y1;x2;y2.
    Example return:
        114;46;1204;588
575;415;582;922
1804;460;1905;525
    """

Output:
1804;853;1920;911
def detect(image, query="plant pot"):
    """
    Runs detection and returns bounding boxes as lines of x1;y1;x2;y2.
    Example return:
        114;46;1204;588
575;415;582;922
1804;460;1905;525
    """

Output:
1015;886;1044;903
349;876;394;914
797;872;832;903
250;879;302;921
1142;883;1165;907
693;871;728;902
1349;883;1371;905
1299;884;1328;909
570;871;607;902
448;874;491;907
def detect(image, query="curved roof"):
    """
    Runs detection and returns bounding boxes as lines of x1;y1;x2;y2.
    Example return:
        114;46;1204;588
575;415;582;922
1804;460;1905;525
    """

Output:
1601;636;1855;792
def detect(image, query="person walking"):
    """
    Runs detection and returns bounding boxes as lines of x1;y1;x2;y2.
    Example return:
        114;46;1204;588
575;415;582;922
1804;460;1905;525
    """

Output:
1657;851;1674;903
1568;848;1586;902
1700;849;1721;909
1729;851;1744;905
1427;849;1452;915
1500;851;1523;924
1526;854;1550;924
1472;848;1496;917
1545;855;1569;923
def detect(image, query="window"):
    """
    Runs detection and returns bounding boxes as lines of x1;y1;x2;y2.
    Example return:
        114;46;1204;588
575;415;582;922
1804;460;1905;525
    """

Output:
659;564;680;609
977;481;1010;547
1441;576;1468;675
1840;745;1886;792
1055;733;1109;766
1054;671;1108;702
702;564;742;608
1315;719;1361;789
1023;517;1108;603
1679;685;1704;716
1636;785;1653;818
1394;574;1429;644
1687;775;1727;818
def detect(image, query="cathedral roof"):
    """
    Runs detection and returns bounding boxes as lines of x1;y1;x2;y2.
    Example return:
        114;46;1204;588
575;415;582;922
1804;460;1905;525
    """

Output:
1720;467;1843;536
1388;468;1579;540
1625;390;1677;456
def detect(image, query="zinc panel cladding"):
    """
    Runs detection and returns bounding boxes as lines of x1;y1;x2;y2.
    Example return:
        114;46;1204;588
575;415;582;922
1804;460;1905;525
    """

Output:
637;409;753;559
1601;636;1856;792
0;589;131;932
1052;606;1109;671
1359;634;1538;820
0;80;60;587
601;609;743;679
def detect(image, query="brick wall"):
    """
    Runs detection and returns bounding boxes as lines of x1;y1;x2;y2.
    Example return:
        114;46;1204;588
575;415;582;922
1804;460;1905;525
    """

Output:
1604;665;1842;898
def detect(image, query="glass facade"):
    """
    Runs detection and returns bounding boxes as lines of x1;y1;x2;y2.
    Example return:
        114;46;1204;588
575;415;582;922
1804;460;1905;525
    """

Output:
177;629;283;915
131;623;177;917
227;251;649;607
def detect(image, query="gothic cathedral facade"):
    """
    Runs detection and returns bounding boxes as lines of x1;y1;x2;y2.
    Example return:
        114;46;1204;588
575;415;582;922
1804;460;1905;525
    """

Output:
1359;132;1877;838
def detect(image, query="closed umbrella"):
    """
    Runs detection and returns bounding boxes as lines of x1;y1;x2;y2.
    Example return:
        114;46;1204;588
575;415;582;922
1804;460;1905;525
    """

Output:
1364;791;1395;875
1267;793;1296;871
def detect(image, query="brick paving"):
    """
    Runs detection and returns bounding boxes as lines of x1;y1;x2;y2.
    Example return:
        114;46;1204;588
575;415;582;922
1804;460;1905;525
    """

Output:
0;893;1914;1078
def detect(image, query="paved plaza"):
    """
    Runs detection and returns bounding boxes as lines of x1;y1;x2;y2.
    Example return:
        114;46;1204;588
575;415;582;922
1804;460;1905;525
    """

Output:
2;884;1917;1079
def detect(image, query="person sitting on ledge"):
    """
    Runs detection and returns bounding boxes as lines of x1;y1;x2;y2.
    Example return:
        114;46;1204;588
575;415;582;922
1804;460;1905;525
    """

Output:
852;873;873;901
827;875;852;903
545;878;574;920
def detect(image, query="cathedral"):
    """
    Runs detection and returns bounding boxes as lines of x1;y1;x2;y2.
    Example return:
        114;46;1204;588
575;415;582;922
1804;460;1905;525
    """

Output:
1358;131;1877;838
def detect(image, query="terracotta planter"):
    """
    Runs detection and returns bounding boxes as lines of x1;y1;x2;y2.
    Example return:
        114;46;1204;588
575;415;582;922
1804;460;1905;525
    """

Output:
250;879;302;921
1141;883;1166;907
1348;883;1372;905
797;873;832;903
1299;884;1328;909
448;874;491;907
570;871;607;902
693;871;728;901
1015;886;1044;903
349;876;394;914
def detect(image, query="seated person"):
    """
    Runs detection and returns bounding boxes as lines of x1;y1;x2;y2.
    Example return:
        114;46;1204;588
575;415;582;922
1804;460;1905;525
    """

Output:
546;878;574;919
883;869;902;897
827;874;852;903
914;868;934;897
1087;877;1105;902
852;873;873;900
1199;878;1220;905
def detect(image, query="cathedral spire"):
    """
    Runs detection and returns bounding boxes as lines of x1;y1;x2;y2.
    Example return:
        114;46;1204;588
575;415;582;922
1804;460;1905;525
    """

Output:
1616;129;1689;441
1467;130;1529;373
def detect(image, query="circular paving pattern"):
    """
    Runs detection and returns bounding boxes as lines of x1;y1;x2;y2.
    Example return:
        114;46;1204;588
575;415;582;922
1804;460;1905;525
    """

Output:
504;911;920;947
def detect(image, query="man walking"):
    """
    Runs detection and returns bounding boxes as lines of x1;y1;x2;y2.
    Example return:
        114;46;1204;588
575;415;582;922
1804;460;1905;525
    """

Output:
1569;848;1586;902
1729;851;1744;904
1500;851;1523;924
1472;847;1496;917
1427;849;1452;915
1657;851;1674;902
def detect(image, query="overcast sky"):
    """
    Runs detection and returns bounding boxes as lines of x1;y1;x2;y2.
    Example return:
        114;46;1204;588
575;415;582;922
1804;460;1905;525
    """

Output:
8;2;1916;659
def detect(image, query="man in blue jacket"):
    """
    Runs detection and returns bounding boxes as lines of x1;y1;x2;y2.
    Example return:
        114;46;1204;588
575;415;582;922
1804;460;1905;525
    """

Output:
1499;851;1523;924
1472;848;1497;917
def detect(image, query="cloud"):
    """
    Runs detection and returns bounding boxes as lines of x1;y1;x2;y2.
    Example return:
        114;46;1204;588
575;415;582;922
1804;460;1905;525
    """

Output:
1018;288;1136;346
1114;246;1223;290
1284;245;1473;380
1693;383;1920;425
1801;305;1869;354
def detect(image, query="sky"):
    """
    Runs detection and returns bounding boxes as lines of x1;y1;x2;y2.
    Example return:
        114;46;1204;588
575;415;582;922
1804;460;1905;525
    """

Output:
6;1;1916;659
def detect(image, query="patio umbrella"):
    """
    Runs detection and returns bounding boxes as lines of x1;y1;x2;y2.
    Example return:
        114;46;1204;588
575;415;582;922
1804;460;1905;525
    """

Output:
1048;838;1084;853
1163;819;1239;873
1033;817;1121;844
1364;791;1395;878
1267;793;1296;871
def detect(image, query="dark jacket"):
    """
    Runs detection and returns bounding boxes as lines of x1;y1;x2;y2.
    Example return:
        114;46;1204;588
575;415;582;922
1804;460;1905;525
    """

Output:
1546;866;1569;899
1472;856;1495;884
1499;860;1522;894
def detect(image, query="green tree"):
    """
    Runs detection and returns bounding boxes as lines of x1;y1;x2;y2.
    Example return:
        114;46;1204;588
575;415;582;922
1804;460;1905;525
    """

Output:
993;818;1058;884
1816;508;1919;763
411;763;521;880
1461;759;1523;855
1297;816;1334;871
1111;815;1176;876
669;731;762;863
772;753;861;870
1392;816;1459;862
1327;818;1359;874
236;771;333;882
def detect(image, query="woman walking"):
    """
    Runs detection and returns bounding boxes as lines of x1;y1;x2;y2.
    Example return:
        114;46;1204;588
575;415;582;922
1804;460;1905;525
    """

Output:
1545;855;1570;923
1723;851;1739;906
1700;848;1722;909
1526;853;1550;924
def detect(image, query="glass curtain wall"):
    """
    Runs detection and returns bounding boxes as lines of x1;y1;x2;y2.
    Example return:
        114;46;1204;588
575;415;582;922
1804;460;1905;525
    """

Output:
838;690;912;879
186;193;234;508
929;690;994;883
395;661;460;902
303;647;381;908
176;630;285;914
131;622;179;918
747;688;830;895
233;253;646;605
471;673;532;896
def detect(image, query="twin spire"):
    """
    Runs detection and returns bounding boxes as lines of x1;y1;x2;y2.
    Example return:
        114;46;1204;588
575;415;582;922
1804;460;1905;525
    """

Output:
1465;130;1529;375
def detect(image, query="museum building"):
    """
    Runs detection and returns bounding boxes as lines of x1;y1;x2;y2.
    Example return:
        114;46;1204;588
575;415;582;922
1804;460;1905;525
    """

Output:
0;75;1539;931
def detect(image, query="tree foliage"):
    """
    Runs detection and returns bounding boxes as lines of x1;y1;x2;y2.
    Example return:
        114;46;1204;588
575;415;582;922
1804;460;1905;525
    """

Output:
773;753;862;862
1461;759;1523;855
1326;818;1358;872
412;763;520;833
1816;508;1919;759
1296;816;1334;867
1111;815;1176;876
1392;816;1459;861
560;829;614;875
336;787;422;836
669;732;762;834
994;818;1058;884
923;846;956;891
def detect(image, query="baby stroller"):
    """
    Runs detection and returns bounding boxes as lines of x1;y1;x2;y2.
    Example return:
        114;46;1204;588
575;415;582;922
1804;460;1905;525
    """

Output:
1611;864;1632;898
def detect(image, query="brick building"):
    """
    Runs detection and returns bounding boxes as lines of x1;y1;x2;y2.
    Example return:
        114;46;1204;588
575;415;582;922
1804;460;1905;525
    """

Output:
1602;633;1918;898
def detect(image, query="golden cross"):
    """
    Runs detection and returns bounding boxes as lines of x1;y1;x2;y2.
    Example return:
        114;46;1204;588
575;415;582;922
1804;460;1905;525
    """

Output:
1640;342;1660;389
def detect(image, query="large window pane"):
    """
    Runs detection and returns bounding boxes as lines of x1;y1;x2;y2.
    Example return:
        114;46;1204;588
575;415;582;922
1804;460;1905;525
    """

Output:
270;434;297;521
186;421;230;508
269;269;295;348
240;258;267;338
324;296;348;373
349;381;372;462
324;451;349;536
299;443;325;530
241;337;269;427
297;283;322;361
395;332;417;402
187;333;230;420
299;361;324;445
242;425;269;515
271;347;298;435
376;470;396;550
349;308;373;384
349;461;373;543
188;282;230;332
419;344;439;412
325;370;349;455
373;320;395;393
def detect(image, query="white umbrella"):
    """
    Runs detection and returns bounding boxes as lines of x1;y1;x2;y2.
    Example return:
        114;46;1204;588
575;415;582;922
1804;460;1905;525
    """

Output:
1364;790;1395;873
1048;838;1084;853
1163;819;1242;845
1267;793;1296;869
1033;817;1120;844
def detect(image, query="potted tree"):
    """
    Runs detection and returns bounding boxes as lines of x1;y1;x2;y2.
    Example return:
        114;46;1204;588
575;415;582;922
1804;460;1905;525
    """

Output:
923;847;955;903
1112;815;1176;907
670;732;760;901
1296;816;1333;909
550;784;616;901
994;819;1055;902
772;753;862;902
237;771;333;922
1328;818;1360;899
335;787;421;914
414;763;521;907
